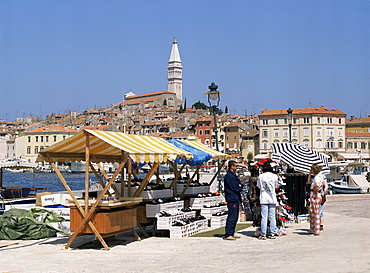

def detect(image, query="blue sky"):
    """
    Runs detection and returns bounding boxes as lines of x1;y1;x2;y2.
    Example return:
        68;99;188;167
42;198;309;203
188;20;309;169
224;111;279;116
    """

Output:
1;1;370;121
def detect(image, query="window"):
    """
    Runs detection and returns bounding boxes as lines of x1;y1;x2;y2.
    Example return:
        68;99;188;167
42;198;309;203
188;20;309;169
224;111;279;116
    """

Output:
361;142;367;149
27;146;31;154
262;142;268;150
317;117;321;123
28;136;31;143
326;142;334;149
34;146;39;154
316;141;322;148
199;130;203;135
348;142;353;149
303;128;309;137
275;119;279;125
338;142;343;148
205;130;210;135
338;118;342;124
292;128;297;137
40;136;44;142
293;118;297;124
303;118;310;124
327;117;332;124
284;118;288;125
303;141;309;147
53;136;57;142
326;128;333;136
234;135;237;140
206;123;210;127
274;129;279;137
317;128;322;137
63;136;66;140
35;136;39;142
338;128;343;137
226;135;229;140
262;119;268;125
45;136;49;142
354;142;358;149
262;130;268;138
283;129;288;137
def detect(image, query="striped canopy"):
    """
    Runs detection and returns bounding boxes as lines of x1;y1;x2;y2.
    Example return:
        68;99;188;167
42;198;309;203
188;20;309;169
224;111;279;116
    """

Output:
37;129;193;164
182;140;230;160
271;142;330;174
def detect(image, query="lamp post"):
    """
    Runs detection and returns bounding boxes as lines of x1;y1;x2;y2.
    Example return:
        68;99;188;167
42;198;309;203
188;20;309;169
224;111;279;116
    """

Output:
205;82;223;192
205;82;222;151
287;108;293;143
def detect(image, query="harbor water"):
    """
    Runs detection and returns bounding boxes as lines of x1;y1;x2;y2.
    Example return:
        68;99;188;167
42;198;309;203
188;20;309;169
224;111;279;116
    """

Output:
2;172;96;193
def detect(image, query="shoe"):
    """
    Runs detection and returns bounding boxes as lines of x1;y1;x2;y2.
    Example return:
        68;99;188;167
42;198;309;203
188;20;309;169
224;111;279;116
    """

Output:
308;231;314;235
233;234;241;239
223;236;236;241
258;235;267;240
267;234;276;239
320;225;324;231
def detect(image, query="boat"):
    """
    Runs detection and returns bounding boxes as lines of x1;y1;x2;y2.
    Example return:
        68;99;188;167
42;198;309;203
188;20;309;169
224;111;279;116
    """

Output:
329;174;369;194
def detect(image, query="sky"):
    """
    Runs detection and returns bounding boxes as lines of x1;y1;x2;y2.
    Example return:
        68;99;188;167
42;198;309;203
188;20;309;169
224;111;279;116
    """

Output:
1;1;370;122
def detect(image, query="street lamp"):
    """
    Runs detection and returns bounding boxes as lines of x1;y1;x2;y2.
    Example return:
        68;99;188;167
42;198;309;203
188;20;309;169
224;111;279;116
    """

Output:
205;82;223;151
287;108;293;143
205;82;223;192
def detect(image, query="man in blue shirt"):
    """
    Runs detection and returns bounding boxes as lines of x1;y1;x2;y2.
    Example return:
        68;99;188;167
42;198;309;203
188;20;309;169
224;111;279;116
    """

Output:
223;160;244;240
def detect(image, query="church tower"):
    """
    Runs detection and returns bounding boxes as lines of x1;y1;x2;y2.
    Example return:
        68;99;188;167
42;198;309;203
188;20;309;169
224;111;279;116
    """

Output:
167;36;183;101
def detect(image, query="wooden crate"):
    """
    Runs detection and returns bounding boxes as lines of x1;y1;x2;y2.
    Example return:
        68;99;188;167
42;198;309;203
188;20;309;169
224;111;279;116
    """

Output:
70;208;137;234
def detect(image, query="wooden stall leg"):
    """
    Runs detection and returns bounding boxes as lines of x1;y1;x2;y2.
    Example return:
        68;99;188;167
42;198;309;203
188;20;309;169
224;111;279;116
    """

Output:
131;228;141;241
137;223;149;238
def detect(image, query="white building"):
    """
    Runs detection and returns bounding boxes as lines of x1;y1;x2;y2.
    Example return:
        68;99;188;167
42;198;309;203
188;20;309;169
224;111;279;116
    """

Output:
258;106;346;160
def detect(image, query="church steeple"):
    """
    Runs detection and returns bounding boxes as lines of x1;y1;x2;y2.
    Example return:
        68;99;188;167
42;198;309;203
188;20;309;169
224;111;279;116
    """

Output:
167;36;183;101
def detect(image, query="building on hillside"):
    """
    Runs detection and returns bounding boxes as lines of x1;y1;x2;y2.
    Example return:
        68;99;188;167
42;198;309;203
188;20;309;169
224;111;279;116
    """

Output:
195;116;214;149
15;124;77;163
346;115;370;133
240;129;259;161
258;106;346;160
224;122;242;154
338;132;370;161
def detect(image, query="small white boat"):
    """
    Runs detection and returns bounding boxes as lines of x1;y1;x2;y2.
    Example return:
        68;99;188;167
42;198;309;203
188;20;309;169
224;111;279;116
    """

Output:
329;174;369;194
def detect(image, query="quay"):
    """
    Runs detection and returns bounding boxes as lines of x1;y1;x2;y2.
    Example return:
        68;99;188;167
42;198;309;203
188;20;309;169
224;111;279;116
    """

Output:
1;194;370;273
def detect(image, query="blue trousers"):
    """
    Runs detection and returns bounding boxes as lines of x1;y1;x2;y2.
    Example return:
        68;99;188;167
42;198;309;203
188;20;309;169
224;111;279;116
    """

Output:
260;204;276;236
225;202;239;237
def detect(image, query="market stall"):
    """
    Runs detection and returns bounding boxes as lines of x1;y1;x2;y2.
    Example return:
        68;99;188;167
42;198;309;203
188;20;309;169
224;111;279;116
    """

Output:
37;129;193;250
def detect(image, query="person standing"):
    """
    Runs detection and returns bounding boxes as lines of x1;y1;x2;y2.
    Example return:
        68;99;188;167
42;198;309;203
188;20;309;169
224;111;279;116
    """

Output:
223;160;243;240
257;162;279;240
307;164;325;236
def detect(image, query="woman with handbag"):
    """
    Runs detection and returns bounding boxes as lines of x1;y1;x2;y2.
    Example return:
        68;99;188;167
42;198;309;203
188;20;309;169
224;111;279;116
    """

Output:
307;164;326;236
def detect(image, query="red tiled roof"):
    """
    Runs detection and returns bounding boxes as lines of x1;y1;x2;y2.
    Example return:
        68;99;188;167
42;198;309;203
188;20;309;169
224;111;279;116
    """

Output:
346;132;370;137
80;125;112;131
26;124;77;133
346;117;370;124
121;96;161;106
125;91;174;100
259;106;346;116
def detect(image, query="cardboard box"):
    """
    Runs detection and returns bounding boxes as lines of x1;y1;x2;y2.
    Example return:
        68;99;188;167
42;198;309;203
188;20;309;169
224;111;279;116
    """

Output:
36;192;52;207
41;193;71;206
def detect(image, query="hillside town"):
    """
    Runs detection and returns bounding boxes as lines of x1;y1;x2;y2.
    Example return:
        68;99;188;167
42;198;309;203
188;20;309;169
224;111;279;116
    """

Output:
1;38;370;166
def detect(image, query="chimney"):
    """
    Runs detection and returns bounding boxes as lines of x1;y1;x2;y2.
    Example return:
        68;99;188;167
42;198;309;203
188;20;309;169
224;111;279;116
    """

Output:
350;115;355;121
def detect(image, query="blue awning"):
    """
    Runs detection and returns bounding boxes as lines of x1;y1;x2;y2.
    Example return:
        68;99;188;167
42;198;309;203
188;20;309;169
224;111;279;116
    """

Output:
167;139;212;166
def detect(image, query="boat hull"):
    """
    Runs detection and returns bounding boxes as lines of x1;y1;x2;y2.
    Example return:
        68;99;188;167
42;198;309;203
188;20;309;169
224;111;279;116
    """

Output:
329;184;365;194
0;198;37;215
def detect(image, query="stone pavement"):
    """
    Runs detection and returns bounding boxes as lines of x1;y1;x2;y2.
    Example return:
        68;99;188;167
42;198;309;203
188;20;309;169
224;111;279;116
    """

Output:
1;194;370;273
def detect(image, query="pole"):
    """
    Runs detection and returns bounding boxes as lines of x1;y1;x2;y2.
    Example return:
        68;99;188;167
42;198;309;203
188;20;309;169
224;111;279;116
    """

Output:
289;123;292;143
212;105;222;192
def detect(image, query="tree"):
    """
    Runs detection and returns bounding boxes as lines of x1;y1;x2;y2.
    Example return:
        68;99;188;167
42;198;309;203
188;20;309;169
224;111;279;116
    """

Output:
178;105;184;113
192;101;208;110
225;106;228;114
183;98;187;110
247;152;253;161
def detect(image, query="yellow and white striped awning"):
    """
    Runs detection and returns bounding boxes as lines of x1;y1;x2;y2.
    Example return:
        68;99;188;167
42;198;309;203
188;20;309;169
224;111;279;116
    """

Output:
37;129;193;163
182;140;230;160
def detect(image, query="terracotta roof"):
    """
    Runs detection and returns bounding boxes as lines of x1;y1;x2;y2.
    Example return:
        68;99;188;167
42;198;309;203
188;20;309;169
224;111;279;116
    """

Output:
346;117;370;124
224;122;242;127
346;132;370;137
148;132;171;138
125;90;175;100
121;96;161;106
80;125;112;131
26;124;77;133
259;106;346;116
196;116;213;122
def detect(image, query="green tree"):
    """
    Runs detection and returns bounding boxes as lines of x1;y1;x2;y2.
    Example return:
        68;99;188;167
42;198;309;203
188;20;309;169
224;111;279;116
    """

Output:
192;101;208;110
225;106;228;114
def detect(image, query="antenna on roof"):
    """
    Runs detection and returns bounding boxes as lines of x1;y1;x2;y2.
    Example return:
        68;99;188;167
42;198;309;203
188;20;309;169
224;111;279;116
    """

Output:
308;98;312;108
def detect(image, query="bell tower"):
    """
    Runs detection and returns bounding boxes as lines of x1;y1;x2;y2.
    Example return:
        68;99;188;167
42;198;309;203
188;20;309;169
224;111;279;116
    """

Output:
167;36;183;101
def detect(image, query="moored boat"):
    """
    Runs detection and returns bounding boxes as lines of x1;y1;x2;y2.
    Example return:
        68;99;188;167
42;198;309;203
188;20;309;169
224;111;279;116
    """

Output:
329;174;369;194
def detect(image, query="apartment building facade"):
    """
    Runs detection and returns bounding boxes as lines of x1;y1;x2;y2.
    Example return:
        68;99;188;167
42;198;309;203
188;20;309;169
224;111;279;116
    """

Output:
258;106;346;160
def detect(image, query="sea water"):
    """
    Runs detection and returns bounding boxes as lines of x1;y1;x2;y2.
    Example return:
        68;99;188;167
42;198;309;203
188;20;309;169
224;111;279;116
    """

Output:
2;172;96;193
